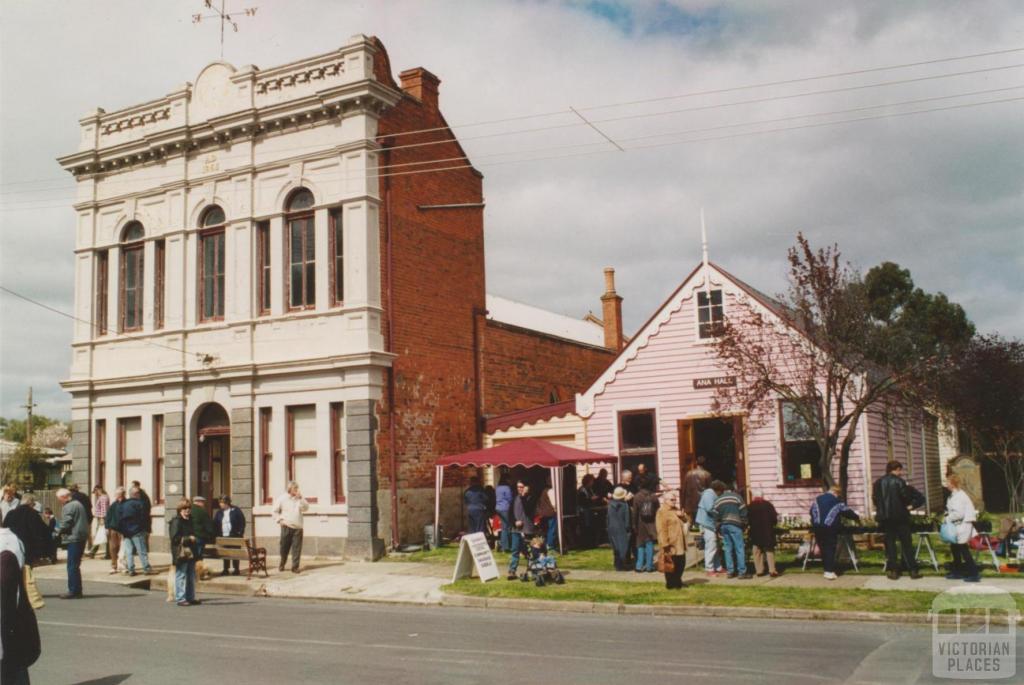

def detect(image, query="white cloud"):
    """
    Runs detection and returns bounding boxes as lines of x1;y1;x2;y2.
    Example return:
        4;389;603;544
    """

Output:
1;0;1021;418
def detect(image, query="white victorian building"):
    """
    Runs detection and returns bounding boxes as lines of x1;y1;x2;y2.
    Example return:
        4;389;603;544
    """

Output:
59;36;406;557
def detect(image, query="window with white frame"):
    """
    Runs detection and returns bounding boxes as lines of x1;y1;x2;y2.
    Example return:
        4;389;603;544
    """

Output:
697;289;724;338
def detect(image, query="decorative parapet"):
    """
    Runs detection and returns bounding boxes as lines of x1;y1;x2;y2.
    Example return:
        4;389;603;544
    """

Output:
101;107;172;136
255;59;346;94
59;34;391;178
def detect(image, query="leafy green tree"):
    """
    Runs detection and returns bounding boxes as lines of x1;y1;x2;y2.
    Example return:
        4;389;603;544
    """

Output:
713;234;973;494
932;336;1024;511
0;415;59;444
0;442;46;488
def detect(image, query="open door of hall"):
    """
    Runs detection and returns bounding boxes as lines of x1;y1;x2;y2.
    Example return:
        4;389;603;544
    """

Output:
677;416;747;499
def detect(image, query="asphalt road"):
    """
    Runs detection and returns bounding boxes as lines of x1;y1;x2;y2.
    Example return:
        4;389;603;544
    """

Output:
28;578;1022;685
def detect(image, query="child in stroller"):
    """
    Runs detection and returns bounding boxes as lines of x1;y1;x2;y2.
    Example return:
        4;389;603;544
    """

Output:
519;535;565;586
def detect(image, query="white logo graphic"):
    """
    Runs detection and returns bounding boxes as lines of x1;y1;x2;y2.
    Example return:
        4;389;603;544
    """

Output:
931;586;1018;680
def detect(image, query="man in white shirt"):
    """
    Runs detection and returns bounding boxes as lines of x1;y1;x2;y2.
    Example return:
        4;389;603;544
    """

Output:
272;481;309;573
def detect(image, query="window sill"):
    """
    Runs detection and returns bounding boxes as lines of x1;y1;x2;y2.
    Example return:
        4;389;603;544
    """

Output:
778;480;823;489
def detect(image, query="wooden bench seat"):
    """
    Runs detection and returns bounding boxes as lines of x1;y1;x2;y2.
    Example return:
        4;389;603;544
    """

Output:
202;537;268;580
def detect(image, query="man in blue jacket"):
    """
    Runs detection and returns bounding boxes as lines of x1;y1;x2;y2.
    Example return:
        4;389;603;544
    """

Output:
213;495;246;576
118;487;153;576
695;483;725;576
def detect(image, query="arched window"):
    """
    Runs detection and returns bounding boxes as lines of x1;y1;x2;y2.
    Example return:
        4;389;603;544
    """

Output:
287;188;315;212
286;188;316;309
119;221;145;332
198;205;226;322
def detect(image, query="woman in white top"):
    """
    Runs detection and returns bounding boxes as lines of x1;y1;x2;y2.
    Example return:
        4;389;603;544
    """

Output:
944;474;980;582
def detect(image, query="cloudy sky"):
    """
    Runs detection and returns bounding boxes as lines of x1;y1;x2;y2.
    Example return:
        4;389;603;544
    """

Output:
1;0;1022;420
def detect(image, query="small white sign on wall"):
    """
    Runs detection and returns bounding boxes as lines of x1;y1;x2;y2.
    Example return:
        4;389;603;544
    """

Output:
451;532;500;583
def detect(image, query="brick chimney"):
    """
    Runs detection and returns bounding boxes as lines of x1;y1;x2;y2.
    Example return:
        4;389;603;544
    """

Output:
601;267;624;351
398;67;441;110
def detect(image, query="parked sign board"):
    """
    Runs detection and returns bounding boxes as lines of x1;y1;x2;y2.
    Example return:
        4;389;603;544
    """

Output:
452;532;500;583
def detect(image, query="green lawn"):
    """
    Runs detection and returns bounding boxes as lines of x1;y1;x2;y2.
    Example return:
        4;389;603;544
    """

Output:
446;578;1024;615
390;545;616;571
391;538;990;577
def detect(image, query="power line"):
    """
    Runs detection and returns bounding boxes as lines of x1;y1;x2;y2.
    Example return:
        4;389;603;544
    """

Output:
1;85;1022;213
3;45;1024;192
5;61;1022;205
0;285;207;358
370;44;1024;141
24;83;1024;203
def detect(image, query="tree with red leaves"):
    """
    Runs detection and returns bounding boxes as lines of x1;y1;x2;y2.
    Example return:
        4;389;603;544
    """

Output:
712;234;973;495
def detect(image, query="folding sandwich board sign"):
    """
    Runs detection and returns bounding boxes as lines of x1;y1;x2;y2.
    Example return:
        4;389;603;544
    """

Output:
452;532;500;583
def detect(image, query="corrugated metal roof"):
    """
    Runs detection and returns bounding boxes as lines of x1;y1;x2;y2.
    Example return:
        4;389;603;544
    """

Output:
486;294;605;347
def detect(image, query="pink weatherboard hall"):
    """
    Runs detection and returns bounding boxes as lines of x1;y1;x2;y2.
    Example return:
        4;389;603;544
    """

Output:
566;260;942;519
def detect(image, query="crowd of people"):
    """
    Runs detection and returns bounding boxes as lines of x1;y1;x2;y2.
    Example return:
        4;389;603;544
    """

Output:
460;456;990;590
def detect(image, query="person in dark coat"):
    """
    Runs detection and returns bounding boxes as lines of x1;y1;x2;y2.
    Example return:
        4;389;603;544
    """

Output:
576;474;600;548
593;469;614;501
681;456;712;524
130;481;152;536
811;485;860;580
506;481;535;579
1;528;41;685
169;499;199;606
118;488;153;576
213;495;246;576
1;496;50;567
189;496;216;560
872;460;925;580
606;487;632;571
1;494;50;611
747;491;780;577
42;509;58;563
632;478;660;572
463;477;489;535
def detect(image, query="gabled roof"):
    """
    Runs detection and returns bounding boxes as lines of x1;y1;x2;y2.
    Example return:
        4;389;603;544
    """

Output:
575;261;803;417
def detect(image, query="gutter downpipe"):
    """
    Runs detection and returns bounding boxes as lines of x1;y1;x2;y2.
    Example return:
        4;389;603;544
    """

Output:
383;140;400;550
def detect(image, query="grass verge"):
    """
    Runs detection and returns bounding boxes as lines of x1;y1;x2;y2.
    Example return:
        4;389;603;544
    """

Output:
445;578;1024;614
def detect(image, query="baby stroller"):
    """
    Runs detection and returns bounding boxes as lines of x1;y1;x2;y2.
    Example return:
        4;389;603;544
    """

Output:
519;536;565;587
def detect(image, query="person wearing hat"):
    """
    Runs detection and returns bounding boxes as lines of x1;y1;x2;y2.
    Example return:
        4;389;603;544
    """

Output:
606;487;632;571
189;496;216;561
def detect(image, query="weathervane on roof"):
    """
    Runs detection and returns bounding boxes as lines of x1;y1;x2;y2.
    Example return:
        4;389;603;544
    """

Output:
192;0;258;61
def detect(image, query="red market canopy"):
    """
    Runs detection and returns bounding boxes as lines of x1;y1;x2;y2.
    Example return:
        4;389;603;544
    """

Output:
433;439;616;555
434;438;615;469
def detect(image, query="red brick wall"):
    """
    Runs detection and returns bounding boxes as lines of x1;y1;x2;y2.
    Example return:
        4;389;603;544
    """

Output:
370;39;616;543
482;320;616;415
374;43;485;499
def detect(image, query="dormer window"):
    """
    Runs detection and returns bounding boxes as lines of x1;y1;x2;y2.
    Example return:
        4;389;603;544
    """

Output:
697;289;724;338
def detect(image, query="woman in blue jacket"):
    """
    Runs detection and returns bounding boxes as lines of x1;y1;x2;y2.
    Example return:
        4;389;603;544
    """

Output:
494;476;514;552
810;485;859;580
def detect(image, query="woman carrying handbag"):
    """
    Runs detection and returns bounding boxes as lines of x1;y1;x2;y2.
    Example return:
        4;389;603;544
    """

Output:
656;491;688;589
169;499;200;606
942;475;981;582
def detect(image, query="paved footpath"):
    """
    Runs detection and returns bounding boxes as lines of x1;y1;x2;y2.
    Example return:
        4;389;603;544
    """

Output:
33;551;1024;608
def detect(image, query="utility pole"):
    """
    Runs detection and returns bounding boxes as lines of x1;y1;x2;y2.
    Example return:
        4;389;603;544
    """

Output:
21;387;37;446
